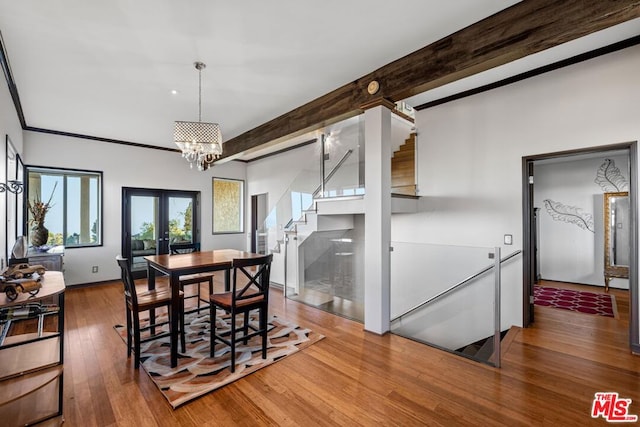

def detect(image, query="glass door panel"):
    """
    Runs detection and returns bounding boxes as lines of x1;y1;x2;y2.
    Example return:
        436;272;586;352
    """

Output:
130;195;160;274
123;188;200;278
168;196;194;245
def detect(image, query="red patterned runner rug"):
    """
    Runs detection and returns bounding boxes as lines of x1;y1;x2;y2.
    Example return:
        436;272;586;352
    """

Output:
114;310;324;408
533;285;617;318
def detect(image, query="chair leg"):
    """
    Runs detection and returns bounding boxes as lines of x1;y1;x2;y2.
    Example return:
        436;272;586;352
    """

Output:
210;303;216;358
125;306;132;357
149;308;156;335
243;311;250;344
230;309;236;373
133;311;141;369
261;307;267;360
180;299;186;353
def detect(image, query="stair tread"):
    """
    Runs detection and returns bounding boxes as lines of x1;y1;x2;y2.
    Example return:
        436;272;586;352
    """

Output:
392;168;415;175
392;161;414;169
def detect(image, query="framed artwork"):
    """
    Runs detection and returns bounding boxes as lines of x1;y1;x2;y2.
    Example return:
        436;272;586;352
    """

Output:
212;177;244;234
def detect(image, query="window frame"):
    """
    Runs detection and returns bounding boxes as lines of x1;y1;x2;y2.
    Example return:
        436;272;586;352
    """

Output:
26;165;104;249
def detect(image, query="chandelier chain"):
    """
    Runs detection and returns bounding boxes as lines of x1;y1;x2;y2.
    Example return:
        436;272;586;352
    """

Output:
198;65;202;122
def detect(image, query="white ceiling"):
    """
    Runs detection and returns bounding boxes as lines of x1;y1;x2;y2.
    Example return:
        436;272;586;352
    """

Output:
0;1;639;161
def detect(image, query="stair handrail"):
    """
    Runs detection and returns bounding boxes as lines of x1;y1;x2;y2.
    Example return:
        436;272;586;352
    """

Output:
259;146;355;253
390;249;522;323
311;149;354;198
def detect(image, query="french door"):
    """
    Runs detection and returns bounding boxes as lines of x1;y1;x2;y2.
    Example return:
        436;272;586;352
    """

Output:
122;187;200;278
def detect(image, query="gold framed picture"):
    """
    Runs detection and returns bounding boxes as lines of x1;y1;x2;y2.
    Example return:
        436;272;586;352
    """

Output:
212;177;244;234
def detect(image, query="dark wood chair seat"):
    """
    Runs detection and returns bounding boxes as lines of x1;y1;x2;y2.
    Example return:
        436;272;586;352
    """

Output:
210;292;265;309
134;287;178;310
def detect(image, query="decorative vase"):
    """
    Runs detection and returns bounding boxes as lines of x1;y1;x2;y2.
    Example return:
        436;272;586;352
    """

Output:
30;224;49;248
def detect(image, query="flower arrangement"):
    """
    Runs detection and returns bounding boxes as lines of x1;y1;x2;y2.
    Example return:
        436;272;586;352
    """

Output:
28;182;57;226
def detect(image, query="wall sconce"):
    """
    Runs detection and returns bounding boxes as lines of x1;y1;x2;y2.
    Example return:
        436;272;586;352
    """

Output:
0;180;23;194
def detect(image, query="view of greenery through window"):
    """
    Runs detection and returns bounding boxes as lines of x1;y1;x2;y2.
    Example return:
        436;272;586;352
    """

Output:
27;168;102;248
132;202;193;243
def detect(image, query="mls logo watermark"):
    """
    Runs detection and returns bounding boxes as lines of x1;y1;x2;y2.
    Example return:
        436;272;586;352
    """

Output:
592;392;638;422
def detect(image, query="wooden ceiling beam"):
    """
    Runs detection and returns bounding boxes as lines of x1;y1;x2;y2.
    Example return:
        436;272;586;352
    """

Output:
219;0;640;161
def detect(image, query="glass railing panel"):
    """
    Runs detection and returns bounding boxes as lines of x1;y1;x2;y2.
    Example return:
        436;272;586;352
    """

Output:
390;242;501;366
321;115;364;198
286;228;364;322
258;153;320;254
259;114;368;255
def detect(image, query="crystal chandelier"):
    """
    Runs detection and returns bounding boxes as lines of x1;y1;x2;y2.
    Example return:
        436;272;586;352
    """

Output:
174;62;223;171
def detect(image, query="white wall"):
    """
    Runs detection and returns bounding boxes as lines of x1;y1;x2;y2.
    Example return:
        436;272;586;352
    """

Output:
534;154;630;288
393;44;640;329
23;131;246;285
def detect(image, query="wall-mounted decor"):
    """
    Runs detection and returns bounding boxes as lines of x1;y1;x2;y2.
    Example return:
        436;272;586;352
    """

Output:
595;158;628;192
5;135;24;260
543;199;594;233
212;177;244;234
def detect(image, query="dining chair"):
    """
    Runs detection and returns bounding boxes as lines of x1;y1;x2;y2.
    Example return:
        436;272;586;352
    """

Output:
116;255;185;368
169;242;215;314
209;254;273;373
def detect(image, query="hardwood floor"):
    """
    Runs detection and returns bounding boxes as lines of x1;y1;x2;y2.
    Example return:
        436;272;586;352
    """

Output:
54;277;640;426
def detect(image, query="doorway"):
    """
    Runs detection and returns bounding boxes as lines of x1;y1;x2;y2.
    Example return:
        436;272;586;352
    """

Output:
522;142;638;351
250;193;268;254
122;187;200;278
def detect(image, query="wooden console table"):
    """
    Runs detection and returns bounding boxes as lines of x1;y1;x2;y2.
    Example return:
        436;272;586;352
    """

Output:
0;271;65;425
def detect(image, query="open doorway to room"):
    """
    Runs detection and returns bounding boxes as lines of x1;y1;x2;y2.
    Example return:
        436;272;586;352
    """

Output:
250;193;268;254
522;142;638;351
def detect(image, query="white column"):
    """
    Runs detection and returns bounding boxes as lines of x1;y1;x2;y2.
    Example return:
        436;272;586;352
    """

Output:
364;104;392;334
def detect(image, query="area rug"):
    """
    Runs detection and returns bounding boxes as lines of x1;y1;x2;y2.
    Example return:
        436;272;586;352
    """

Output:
114;310;324;408
533;285;617;318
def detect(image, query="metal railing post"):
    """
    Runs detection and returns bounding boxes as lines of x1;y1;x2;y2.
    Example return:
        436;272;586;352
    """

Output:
320;134;326;198
493;246;501;368
284;234;288;298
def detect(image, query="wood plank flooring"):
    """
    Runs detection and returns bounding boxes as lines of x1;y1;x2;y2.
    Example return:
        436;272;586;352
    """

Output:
54;277;640;426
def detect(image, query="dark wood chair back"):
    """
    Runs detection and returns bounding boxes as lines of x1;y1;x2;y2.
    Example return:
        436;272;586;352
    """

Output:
115;255;185;368
116;255;138;309
169;242;201;254
231;254;273;308
209;253;273;372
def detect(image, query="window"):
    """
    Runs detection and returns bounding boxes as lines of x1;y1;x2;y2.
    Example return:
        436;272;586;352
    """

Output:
27;167;102;248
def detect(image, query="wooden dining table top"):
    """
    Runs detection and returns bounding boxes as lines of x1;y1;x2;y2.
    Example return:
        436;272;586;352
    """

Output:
145;249;263;272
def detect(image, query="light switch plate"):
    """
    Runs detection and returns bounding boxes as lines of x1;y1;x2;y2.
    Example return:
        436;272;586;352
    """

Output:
504;234;513;245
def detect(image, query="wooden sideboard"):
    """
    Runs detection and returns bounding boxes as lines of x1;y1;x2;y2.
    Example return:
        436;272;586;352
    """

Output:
27;251;64;272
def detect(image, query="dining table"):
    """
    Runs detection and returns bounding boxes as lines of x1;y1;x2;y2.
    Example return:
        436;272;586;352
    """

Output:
145;249;264;368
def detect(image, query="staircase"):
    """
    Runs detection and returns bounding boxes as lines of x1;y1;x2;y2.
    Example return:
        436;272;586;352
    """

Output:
391;133;416;196
272;150;419;254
